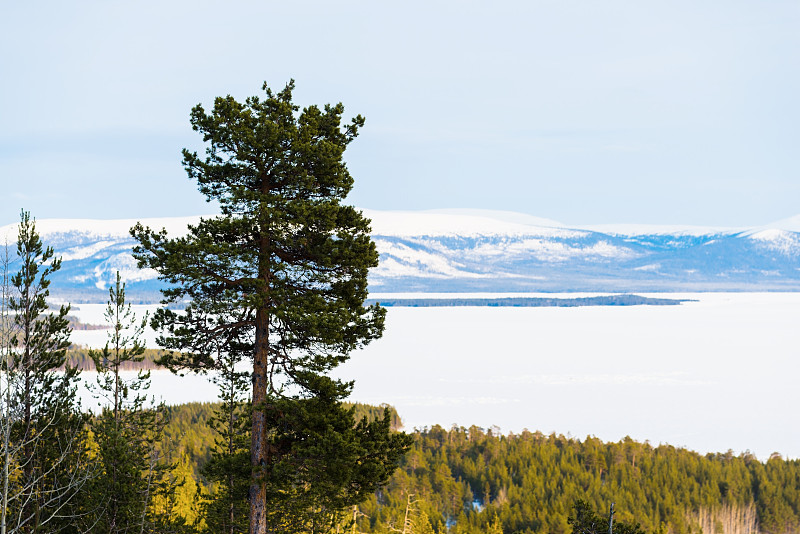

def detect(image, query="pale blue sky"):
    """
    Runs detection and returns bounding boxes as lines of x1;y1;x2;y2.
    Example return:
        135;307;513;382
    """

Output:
2;0;799;227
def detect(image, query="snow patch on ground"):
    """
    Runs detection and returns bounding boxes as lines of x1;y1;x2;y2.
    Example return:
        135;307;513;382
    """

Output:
749;229;800;256
93;253;159;289
373;240;487;278
60;240;118;261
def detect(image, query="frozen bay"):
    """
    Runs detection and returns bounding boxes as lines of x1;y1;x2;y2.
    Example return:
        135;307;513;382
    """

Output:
71;293;800;460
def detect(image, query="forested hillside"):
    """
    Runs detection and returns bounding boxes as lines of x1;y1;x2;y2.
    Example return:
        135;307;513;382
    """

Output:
161;403;799;534
360;425;800;534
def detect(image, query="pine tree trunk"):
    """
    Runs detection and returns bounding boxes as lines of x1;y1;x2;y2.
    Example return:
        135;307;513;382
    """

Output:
229;373;236;534
250;305;270;534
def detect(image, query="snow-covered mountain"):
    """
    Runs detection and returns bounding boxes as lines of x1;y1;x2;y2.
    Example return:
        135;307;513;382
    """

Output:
3;209;800;302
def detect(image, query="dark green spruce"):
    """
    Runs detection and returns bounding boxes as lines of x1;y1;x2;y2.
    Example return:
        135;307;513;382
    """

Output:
131;81;411;534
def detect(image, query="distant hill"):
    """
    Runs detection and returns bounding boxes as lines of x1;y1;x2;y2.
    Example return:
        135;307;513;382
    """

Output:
2;209;800;302
366;295;692;307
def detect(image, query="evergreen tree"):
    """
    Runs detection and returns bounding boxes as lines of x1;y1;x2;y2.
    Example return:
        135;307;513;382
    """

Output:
200;339;251;534
569;500;645;534
5;211;90;533
486;513;504;534
260;375;409;534
85;271;169;534
131;81;411;534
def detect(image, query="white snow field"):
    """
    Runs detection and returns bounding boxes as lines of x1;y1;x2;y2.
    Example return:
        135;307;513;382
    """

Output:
72;292;800;460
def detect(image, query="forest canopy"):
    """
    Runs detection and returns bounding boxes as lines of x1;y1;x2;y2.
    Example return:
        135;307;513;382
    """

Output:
159;403;799;534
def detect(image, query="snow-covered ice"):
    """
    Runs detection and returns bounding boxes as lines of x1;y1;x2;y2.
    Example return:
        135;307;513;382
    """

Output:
70;293;800;460
336;292;800;461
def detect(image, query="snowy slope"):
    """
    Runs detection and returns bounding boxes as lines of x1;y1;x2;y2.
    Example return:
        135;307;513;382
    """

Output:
5;210;800;301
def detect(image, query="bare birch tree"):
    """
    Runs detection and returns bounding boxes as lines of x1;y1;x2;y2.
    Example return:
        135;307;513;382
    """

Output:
0;211;92;534
1;242;16;534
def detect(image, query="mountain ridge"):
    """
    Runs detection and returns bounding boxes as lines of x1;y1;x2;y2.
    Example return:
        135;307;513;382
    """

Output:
3;209;800;301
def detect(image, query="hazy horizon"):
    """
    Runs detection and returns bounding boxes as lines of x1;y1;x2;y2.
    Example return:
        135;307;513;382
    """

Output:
1;206;799;232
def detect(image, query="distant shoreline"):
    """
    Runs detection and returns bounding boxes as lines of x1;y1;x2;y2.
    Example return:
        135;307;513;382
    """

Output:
366;294;694;307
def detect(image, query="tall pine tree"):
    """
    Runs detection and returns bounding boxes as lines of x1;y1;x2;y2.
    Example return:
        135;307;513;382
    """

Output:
132;81;410;534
